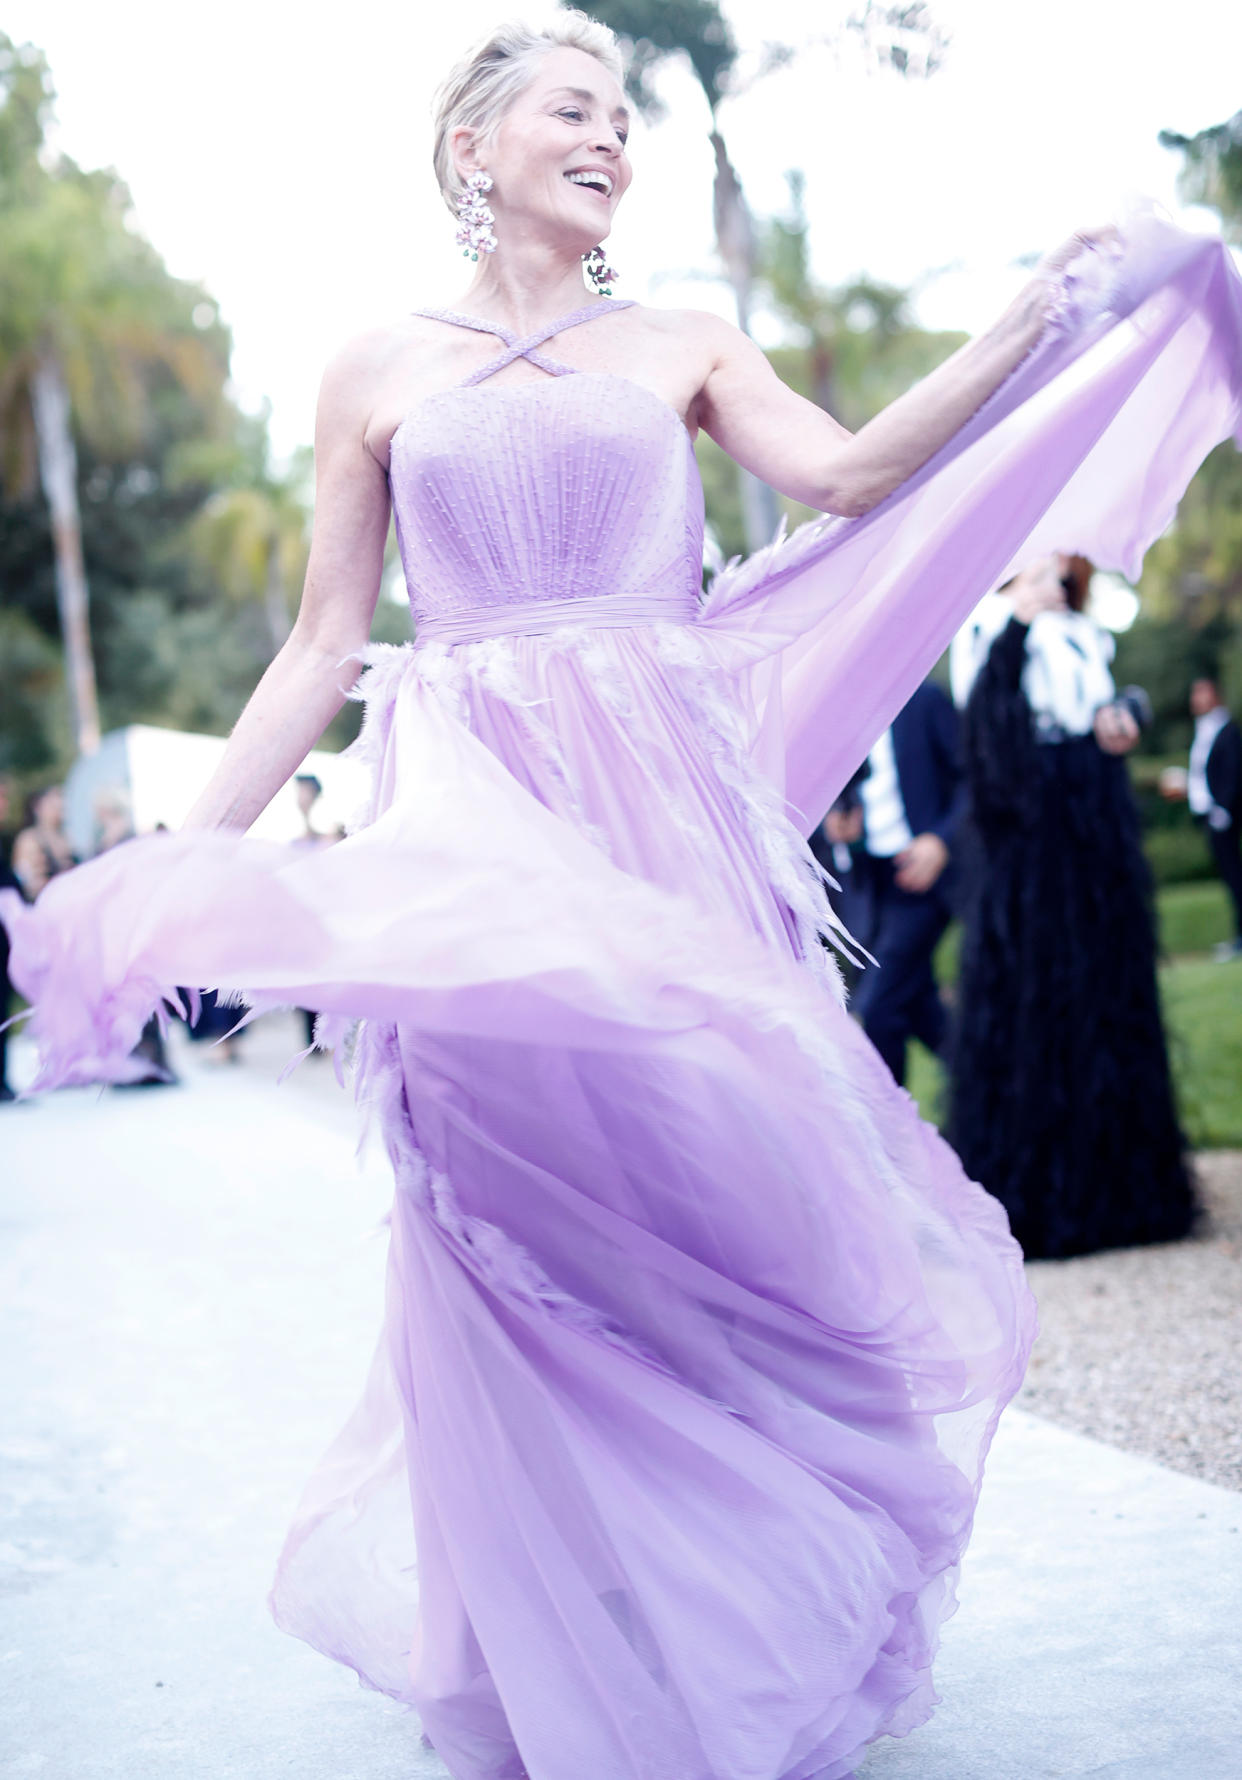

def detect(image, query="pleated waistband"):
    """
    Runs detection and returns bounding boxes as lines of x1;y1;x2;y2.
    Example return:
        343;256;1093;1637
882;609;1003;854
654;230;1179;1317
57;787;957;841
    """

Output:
414;590;700;646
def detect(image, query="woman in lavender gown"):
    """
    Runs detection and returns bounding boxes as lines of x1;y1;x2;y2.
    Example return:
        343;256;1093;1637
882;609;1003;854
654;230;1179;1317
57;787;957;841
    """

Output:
5;14;1242;1780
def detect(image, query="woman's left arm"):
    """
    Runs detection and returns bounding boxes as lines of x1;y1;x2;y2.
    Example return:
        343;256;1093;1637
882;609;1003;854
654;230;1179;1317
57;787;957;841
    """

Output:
695;233;1102;518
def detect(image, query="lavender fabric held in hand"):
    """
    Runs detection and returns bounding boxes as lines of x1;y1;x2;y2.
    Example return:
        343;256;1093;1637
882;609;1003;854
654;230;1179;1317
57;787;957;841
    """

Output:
4;211;1241;1780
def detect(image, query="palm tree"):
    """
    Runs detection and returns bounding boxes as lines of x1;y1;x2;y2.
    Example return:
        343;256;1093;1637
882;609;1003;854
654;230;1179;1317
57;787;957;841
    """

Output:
189;452;312;659
1142;120;1242;631
761;169;963;425
0;36;222;756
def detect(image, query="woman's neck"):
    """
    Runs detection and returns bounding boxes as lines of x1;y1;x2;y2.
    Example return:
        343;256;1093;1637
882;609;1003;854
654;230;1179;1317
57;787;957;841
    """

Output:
454;238;602;333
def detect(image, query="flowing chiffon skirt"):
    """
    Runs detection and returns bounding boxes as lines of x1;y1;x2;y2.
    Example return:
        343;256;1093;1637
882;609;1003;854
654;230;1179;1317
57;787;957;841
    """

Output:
272;637;1036;1780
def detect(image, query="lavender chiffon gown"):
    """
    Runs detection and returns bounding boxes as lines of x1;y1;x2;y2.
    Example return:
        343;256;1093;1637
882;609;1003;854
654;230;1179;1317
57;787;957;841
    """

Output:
5;212;1242;1780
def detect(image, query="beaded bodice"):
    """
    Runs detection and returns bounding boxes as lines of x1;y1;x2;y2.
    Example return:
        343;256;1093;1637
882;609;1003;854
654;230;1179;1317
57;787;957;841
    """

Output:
388;300;705;636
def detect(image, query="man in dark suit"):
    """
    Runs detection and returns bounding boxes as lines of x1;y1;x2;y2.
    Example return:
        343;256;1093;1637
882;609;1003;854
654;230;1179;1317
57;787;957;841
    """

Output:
818;679;965;1085
1187;676;1242;959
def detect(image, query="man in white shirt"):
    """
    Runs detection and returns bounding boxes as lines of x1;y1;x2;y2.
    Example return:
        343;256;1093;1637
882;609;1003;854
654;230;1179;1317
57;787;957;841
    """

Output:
820;680;964;1084
1185;677;1242;959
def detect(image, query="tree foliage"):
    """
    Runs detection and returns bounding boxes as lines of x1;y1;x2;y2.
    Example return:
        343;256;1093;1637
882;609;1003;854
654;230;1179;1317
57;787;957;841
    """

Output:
0;30;336;785
1159;111;1242;243
0;166;230;496
0;35;51;199
1109;108;1242;887
697;170;965;559
585;0;947;116
584;0;738;117
1131;113;1242;714
0;31;246;757
1140;442;1242;628
761;170;964;428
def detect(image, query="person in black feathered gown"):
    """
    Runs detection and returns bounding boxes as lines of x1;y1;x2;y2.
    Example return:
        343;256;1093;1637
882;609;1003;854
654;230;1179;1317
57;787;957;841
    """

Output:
946;553;1198;1260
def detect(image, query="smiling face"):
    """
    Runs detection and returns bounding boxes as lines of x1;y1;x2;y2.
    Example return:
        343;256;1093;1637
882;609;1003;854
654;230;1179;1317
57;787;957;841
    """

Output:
453;46;632;253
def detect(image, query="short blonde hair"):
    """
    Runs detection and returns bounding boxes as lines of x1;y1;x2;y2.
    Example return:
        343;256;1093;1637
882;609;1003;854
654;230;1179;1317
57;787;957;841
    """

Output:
432;12;625;214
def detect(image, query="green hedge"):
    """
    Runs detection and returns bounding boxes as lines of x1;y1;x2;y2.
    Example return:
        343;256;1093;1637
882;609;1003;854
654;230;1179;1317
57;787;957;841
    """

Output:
1143;822;1216;887
1128;752;1215;885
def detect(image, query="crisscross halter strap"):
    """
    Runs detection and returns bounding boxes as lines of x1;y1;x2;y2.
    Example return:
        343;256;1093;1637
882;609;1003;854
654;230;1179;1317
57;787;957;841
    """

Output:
409;297;635;386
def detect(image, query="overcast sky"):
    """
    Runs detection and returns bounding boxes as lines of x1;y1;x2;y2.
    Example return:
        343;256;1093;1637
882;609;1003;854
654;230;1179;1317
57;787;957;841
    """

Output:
11;0;1242;453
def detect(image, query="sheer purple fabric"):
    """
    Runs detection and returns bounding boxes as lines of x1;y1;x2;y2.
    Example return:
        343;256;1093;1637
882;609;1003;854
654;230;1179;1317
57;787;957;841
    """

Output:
3;213;1240;1780
699;205;1242;828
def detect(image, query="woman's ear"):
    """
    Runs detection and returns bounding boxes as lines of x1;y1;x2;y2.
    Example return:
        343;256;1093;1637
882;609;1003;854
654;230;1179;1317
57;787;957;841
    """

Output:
449;124;481;181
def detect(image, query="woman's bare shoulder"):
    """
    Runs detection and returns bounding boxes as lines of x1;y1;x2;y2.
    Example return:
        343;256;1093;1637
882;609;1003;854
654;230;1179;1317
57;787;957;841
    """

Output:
626;303;740;351
316;313;453;450
618;307;748;414
624;306;760;403
319;314;442;401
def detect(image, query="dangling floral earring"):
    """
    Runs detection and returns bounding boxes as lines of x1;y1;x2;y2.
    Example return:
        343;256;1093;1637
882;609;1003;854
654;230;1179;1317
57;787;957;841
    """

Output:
456;171;497;260
583;246;619;296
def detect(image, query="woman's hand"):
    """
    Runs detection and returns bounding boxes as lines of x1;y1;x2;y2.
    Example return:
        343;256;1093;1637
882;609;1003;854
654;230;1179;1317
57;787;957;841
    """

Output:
1009;556;1067;625
1159;765;1189;800
1031;224;1123;293
1093;702;1140;756
894;832;949;894
1034;224;1121;277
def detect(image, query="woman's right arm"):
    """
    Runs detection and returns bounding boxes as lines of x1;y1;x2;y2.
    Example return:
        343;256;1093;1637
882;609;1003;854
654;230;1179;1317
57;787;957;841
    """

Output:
181;346;392;833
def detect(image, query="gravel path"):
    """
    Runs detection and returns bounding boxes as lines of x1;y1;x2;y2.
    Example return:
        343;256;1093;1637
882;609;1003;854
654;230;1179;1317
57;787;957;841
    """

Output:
1018;1151;1242;1492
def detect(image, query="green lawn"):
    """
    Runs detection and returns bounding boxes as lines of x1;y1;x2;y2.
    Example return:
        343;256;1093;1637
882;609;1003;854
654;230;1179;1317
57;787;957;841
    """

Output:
908;881;1241;1149
1160;957;1242;1148
1155;879;1235;958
